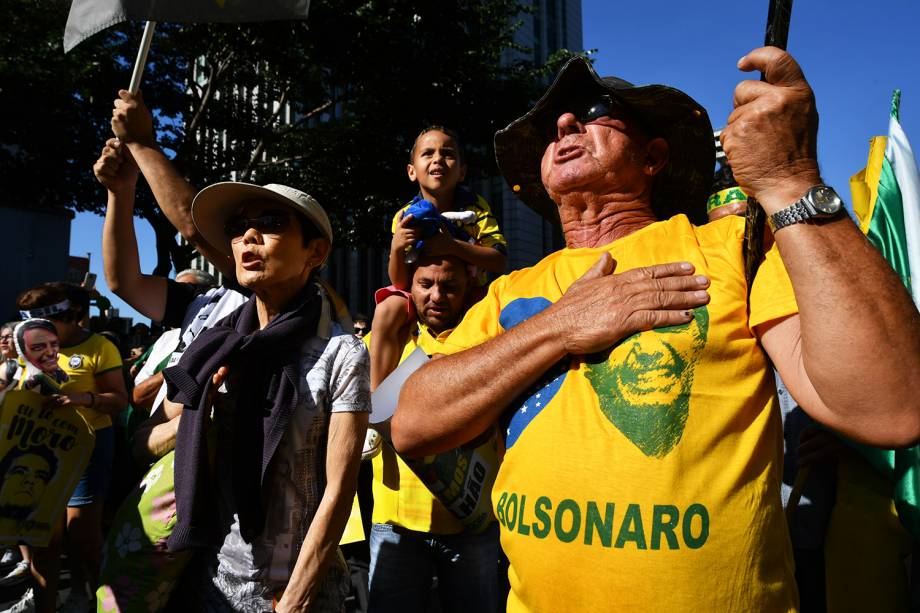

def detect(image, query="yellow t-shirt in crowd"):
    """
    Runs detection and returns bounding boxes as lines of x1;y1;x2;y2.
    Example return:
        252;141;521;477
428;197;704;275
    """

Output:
368;326;465;534
392;193;507;287
59;333;123;430
438;215;799;612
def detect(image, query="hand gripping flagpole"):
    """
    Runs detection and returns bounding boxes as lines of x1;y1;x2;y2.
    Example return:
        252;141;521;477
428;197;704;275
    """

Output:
742;0;793;290
128;21;157;95
748;0;805;529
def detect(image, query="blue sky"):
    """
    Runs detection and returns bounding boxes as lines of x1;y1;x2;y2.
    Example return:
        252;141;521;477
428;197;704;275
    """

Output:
582;1;920;195
70;0;920;324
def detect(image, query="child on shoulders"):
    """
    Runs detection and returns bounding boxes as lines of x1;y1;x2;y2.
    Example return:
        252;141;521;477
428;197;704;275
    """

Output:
370;126;507;389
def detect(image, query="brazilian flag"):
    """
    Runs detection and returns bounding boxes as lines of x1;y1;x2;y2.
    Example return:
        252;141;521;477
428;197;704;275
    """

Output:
850;90;920;540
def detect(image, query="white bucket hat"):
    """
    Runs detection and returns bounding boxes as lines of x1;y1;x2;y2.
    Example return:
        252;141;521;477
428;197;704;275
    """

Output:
191;182;333;263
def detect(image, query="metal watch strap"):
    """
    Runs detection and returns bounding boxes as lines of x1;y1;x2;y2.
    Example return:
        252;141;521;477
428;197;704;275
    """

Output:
769;200;812;232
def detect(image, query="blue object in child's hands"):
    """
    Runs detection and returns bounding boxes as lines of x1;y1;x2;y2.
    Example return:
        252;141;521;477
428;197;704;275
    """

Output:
402;196;474;263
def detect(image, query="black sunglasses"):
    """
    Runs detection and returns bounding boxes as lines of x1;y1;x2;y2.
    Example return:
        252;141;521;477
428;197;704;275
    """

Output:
224;210;291;239
546;95;645;139
579;95;627;124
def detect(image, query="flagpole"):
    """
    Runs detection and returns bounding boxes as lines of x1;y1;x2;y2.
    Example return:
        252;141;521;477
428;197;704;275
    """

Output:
128;21;157;95
742;0;794;290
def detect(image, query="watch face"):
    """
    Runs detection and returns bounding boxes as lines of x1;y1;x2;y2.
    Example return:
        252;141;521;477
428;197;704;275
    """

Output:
810;186;843;214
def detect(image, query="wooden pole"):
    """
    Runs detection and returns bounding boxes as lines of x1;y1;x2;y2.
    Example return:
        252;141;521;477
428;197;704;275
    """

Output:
743;0;794;289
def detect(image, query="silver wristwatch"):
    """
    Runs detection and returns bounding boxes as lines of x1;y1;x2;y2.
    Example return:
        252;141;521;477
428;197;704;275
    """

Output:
768;185;845;232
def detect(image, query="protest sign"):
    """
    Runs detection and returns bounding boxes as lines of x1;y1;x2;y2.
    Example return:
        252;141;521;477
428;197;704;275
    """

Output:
369;346;428;425
0;390;95;546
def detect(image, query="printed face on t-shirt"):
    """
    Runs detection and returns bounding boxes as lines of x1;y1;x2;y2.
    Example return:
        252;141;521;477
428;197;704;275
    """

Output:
585;306;710;458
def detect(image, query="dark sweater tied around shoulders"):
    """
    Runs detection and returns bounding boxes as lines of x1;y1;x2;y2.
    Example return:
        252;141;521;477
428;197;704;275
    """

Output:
163;282;322;551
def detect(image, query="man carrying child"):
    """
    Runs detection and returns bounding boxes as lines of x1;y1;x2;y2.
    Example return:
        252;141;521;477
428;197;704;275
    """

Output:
366;126;507;612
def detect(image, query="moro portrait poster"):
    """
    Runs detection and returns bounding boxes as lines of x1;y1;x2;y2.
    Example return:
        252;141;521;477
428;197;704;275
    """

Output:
0;390;95;546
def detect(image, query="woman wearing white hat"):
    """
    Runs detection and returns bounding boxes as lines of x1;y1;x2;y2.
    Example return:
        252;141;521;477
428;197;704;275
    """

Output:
163;182;370;612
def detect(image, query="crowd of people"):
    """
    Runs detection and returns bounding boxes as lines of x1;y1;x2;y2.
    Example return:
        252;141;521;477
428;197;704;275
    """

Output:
0;45;918;613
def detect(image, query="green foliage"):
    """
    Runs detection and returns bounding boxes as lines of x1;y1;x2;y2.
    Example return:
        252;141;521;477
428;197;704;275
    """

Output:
0;0;181;212
0;0;584;270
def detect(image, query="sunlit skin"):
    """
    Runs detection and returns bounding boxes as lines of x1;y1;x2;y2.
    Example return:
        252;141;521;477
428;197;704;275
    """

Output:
0;454;52;509
0;326;15;360
407;130;467;209
540;109;669;248
229;200;330;327
410;256;470;334
22;328;61;375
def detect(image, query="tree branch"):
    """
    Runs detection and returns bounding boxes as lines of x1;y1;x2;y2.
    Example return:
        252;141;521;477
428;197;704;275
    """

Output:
255;154;310;168
183;45;235;154
235;98;335;174
240;81;293;181
279;98;335;135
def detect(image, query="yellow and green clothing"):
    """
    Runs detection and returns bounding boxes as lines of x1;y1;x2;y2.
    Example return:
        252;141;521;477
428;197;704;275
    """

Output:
368;325;465;534
439;214;799;612
392;193;507;287
707;186;748;215
59;333;123;430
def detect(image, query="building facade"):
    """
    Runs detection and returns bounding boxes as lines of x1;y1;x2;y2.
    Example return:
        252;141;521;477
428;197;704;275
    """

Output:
1;203;75;322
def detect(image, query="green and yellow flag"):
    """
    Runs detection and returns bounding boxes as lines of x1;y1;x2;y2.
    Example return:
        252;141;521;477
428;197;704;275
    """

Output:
849;89;920;539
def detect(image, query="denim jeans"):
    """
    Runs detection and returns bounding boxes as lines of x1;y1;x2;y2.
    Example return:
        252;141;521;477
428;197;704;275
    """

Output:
368;522;502;613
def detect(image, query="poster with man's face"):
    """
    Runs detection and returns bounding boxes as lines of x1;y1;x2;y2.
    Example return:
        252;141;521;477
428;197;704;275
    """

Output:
0;390;94;546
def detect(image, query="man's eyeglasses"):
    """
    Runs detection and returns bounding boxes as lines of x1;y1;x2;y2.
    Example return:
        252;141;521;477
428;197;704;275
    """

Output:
224;210;291;240
0;334;12;341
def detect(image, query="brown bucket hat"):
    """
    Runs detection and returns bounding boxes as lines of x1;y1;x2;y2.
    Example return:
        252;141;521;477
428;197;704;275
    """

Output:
495;57;715;225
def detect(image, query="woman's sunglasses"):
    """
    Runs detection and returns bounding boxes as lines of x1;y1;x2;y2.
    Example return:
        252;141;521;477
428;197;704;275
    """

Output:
224;210;291;239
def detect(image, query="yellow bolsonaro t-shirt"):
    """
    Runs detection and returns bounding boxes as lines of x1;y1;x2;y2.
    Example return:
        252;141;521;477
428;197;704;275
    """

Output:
439;214;799;612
